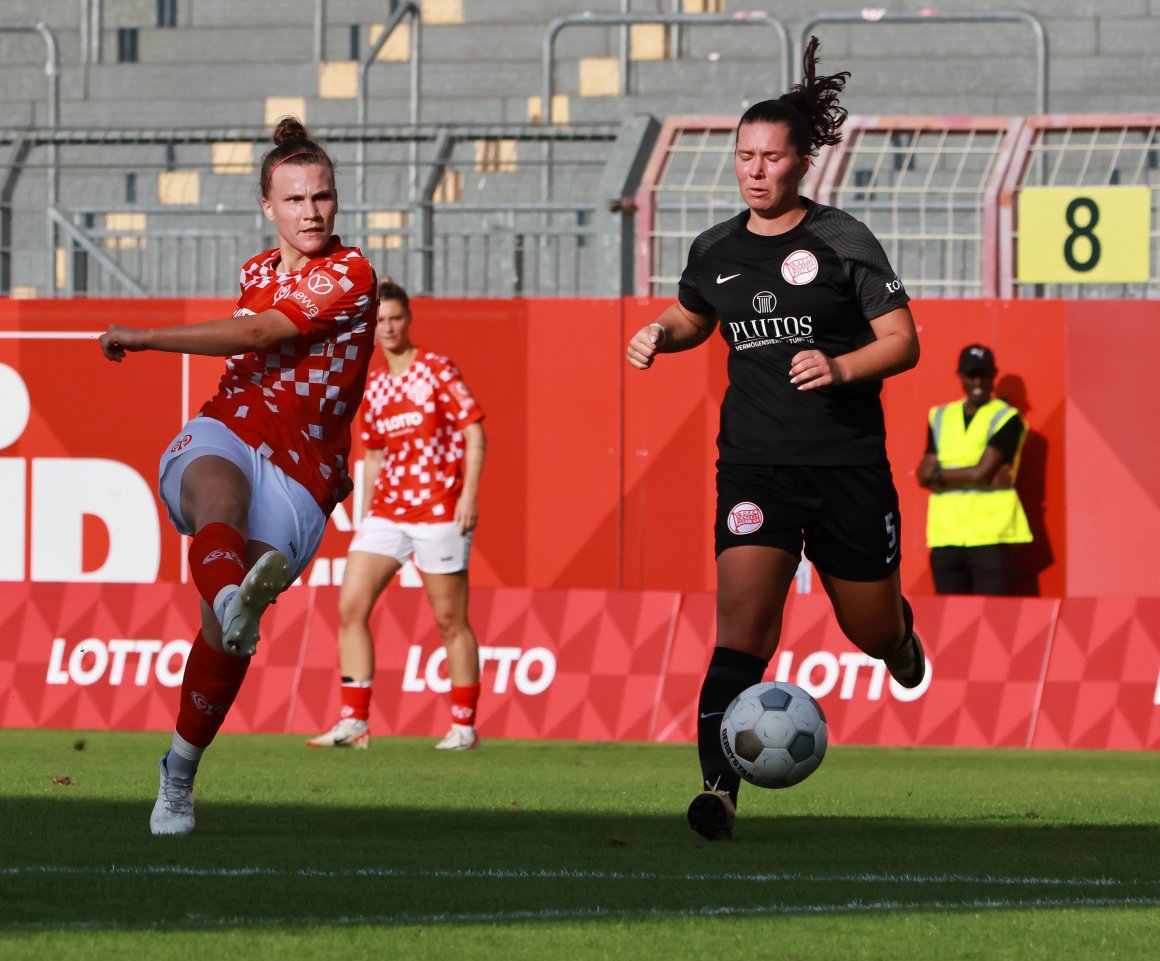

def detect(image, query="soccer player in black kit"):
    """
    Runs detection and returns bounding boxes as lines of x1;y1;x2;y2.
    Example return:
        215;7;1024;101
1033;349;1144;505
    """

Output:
626;37;926;840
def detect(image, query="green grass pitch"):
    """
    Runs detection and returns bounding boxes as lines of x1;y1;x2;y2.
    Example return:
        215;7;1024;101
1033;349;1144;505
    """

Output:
1;729;1157;960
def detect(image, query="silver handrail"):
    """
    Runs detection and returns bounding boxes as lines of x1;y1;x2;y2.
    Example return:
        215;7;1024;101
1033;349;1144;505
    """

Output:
48;206;146;297
80;0;103;96
540;11;792;199
798;10;1049;115
356;2;422;206
313;0;326;63
0;22;59;294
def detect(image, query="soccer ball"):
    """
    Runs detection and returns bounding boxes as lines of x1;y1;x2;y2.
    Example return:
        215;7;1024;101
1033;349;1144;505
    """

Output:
720;681;827;789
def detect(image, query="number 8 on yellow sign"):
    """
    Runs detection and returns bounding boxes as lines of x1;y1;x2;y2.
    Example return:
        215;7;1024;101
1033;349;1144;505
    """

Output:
1016;186;1151;284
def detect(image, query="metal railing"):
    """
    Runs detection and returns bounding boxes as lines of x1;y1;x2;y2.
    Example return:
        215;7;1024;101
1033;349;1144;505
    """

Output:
819;116;1023;298
798;10;1049;116
0;22;59;297
7;123;631;298
540;11;792;201
635;113;1157;300
999;114;1160;299
5;115;1158;301
632;115;831;296
79;0;102;96
356;2;422;206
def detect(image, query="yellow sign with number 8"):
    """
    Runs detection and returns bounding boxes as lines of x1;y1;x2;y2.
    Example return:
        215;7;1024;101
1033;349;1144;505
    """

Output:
1016;186;1151;283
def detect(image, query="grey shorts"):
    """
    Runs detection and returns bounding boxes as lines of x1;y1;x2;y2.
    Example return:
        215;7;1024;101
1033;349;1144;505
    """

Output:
158;416;326;582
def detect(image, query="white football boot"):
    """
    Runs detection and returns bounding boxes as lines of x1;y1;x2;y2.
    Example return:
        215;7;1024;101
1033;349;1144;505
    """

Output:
306;717;370;749
220;550;290;658
435;724;479;751
150;753;195;836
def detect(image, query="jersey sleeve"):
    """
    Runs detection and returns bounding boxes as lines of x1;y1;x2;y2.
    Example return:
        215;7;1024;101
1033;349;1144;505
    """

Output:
842;219;911;321
274;256;377;337
677;240;713;316
436;360;485;427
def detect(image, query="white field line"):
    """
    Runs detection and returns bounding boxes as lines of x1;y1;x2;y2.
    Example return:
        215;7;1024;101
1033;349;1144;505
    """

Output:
8;896;1160;933
2;864;1150;888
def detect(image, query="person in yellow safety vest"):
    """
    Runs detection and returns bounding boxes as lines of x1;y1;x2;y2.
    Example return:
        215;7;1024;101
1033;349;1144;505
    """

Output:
917;344;1032;595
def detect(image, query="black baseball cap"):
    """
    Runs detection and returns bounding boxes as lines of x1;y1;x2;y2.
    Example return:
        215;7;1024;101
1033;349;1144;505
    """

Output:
958;344;996;375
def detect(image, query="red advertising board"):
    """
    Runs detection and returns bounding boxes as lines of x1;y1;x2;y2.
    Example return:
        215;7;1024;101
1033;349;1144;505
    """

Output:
3;583;1156;751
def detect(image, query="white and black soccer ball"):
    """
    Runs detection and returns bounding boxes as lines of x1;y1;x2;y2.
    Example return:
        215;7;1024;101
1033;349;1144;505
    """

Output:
720;681;828;789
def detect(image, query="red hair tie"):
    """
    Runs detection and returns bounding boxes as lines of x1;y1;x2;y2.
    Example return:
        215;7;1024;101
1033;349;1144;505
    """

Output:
262;150;312;195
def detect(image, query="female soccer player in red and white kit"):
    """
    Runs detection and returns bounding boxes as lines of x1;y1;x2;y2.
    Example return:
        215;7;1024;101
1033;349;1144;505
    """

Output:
99;118;378;835
309;280;487;751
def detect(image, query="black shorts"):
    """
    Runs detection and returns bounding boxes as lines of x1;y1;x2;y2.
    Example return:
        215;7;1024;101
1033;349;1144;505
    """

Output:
715;462;902;582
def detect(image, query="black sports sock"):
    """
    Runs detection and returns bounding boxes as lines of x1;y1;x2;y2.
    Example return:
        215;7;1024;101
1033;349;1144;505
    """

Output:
902;595;914;643
696;646;768;806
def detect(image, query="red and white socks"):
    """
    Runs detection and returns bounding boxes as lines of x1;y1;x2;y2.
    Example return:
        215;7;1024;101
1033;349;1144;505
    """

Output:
339;678;373;721
165;629;251;779
188;522;247;626
450;683;480;730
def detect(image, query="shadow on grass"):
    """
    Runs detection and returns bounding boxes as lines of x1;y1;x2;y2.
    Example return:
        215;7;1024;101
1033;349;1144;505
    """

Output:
1;796;1157;930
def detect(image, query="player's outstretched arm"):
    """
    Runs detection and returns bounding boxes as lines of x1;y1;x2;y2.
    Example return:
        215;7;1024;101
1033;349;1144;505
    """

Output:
99;309;301;362
625;302;717;370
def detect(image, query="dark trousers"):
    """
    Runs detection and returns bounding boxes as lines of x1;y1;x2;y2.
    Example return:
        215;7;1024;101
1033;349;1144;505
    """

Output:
930;544;1016;596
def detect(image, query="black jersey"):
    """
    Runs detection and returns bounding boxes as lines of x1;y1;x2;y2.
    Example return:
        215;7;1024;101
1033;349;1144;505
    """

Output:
678;199;910;467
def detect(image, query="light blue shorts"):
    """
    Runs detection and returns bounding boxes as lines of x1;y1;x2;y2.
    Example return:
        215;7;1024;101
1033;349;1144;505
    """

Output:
158;416;326;582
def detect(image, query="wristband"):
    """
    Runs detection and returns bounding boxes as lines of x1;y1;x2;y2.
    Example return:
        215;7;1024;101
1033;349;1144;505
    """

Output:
930;464;942;485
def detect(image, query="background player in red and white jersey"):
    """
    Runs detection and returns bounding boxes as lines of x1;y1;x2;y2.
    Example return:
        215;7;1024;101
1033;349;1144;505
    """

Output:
309;279;487;751
99;118;378;835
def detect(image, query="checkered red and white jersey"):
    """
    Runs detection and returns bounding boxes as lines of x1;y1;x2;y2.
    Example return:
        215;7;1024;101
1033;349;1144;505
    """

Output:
198;239;377;516
362;350;484;523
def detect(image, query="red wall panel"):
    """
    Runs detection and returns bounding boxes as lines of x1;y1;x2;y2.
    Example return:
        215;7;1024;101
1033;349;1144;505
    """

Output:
1064;301;1160;596
0;296;1151;600
1032;597;1160;750
522;300;623;588
620;300;726;593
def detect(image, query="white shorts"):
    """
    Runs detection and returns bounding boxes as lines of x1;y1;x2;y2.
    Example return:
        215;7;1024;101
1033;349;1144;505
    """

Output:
158;416;327;582
349;515;472;575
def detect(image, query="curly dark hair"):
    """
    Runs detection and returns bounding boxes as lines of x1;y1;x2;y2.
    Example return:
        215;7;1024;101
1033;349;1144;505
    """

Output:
736;36;850;157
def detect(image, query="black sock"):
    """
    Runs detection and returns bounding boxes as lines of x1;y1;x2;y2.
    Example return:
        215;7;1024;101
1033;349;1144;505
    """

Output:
696;646;768;806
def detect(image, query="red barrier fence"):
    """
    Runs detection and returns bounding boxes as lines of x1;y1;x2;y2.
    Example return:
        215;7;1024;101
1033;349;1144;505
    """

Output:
6;296;1159;597
2;297;1158;747
3;583;1157;750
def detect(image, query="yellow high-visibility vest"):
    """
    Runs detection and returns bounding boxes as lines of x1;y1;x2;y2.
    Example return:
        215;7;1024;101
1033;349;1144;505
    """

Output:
926;398;1033;548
